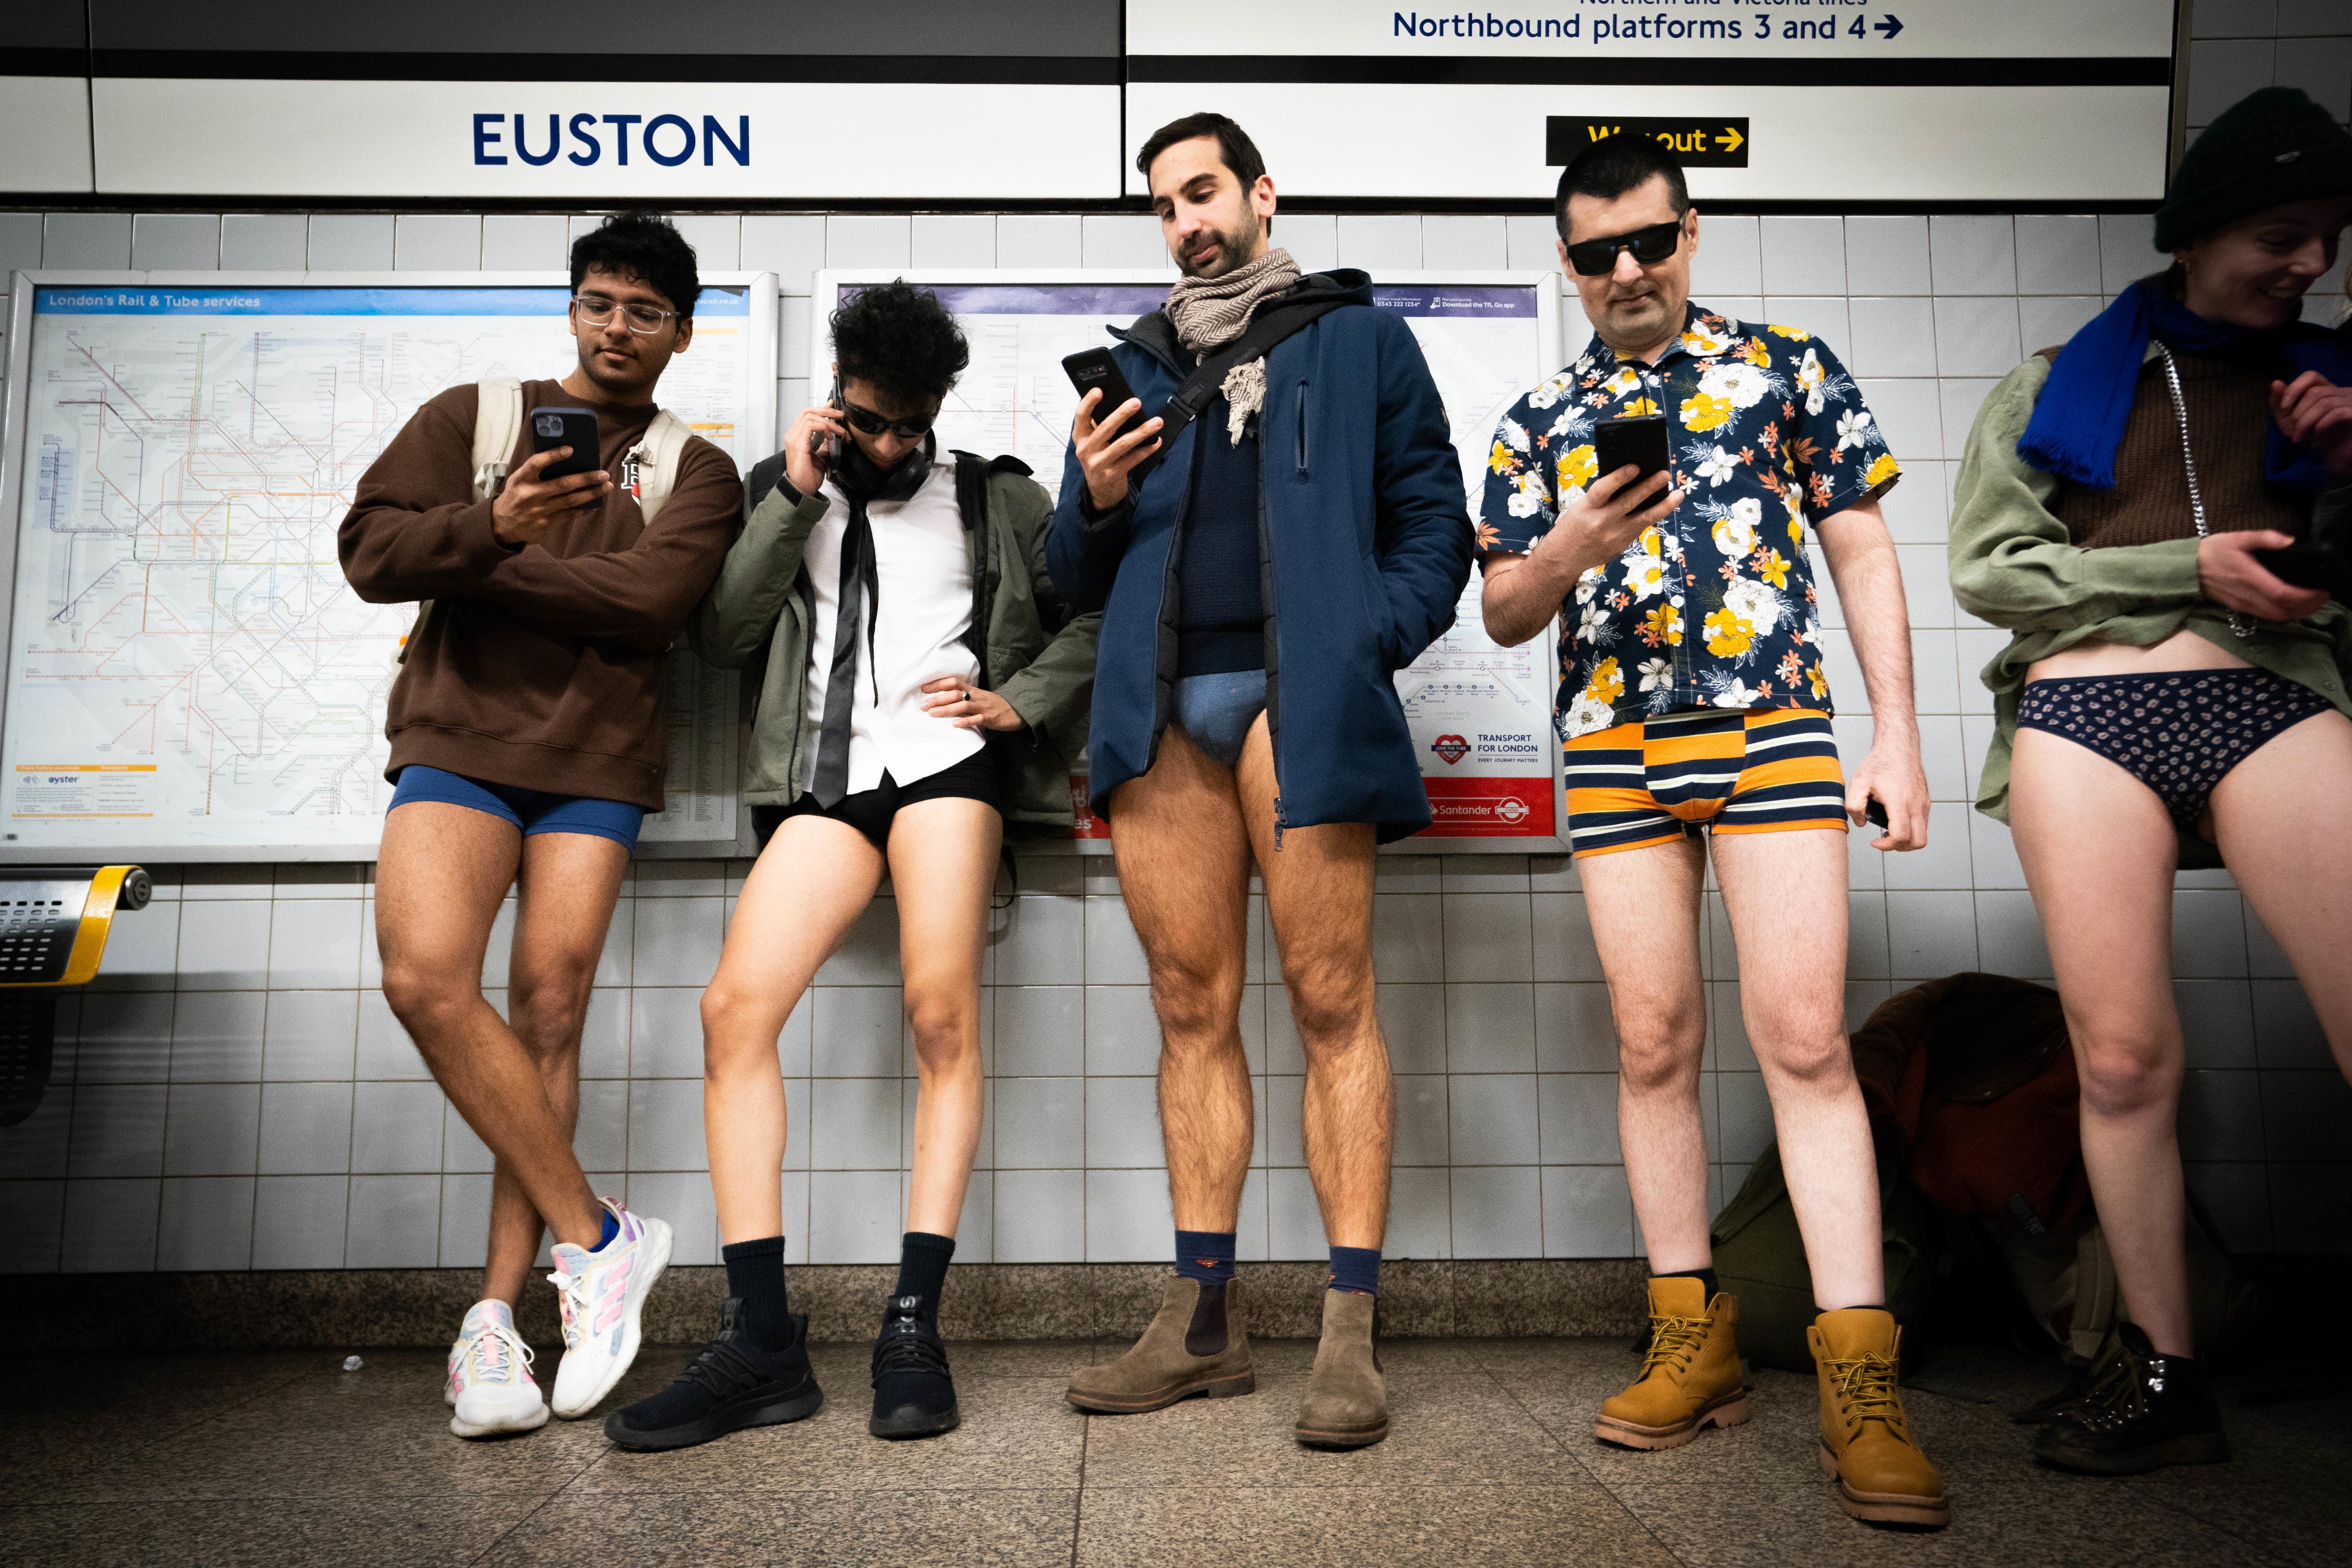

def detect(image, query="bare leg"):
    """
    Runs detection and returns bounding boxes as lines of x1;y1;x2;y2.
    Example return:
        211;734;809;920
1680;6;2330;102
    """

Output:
479;830;630;1305
1576;837;1713;1273
2213;710;2352;1083
376;803;603;1259
1109;726;1255;1233
1712;826;1882;1309
2009;727;2191;1354
890;798;1001;1237
1236;717;1391;1248
701;816;885;1244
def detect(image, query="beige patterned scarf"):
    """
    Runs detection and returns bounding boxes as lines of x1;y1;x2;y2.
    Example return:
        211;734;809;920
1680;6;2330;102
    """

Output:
1164;247;1303;444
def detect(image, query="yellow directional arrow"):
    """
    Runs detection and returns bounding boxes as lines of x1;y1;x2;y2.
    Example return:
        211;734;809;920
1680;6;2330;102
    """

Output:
1716;125;1745;155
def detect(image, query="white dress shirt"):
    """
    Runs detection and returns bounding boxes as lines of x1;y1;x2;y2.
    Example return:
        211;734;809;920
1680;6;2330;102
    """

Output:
801;462;985;795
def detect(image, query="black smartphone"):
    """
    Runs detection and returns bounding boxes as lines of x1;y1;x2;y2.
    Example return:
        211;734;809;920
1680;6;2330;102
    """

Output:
1594;414;1671;488
1063;348;1141;430
2257;513;2352;600
530;407;599;481
1865;798;1890;830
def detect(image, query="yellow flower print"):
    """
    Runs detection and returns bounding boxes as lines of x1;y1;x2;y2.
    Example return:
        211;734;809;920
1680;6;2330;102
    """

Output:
1680;391;1735;432
1808;661;1829;700
1637;526;1665;558
1703;608;1755;657
1753;549;1790;589
1680;324;1734;358
1621;396;1660;418
1585;656;1625;704
1784;489;1807;548
1863;452;1900;488
1556;443;1599;493
1489;439;1516;475
1643;603;1684;647
1742;337;1770;368
1768;324;1811;341
1600;367;1644;398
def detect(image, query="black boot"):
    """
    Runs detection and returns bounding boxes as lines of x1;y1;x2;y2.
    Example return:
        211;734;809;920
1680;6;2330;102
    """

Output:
2033;1322;2228;1475
604;1298;822;1452
2011;1339;2119;1426
869;1294;959;1439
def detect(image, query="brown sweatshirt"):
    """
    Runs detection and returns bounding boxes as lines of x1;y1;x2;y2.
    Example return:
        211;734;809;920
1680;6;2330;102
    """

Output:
339;379;741;810
2038;348;2308;550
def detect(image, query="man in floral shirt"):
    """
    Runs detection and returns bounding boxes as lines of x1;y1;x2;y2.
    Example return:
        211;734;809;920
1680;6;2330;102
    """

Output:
1481;135;1945;1529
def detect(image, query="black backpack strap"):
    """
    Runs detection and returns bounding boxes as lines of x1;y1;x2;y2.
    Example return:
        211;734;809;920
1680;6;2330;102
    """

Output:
746;450;790;513
1137;293;1352;482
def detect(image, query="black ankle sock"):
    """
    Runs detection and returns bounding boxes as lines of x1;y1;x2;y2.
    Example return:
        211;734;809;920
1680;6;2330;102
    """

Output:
721;1235;792;1352
893;1232;956;1321
1660;1267;1719;1301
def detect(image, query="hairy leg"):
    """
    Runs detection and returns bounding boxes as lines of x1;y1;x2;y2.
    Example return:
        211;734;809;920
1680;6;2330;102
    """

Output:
2213;709;2352;1083
479;829;630;1303
376;803;603;1267
2009;726;2191;1354
702;815;885;1244
1237;717;1391;1249
1712;825;1881;1309
1109;725;1255;1233
1576;837;1711;1273
890;797;1002;1238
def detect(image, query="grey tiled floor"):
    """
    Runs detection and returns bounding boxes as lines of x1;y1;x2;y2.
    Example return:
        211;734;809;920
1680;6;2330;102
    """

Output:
5;1338;2344;1566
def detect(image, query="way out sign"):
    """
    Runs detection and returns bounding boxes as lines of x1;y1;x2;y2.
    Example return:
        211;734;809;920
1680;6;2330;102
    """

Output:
1547;117;1750;168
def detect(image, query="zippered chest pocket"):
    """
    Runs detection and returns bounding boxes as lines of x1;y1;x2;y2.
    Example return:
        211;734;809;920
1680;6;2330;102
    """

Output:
1295;381;1309;477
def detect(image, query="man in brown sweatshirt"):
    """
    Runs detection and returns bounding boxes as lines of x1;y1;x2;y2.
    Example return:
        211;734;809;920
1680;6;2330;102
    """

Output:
338;212;740;1437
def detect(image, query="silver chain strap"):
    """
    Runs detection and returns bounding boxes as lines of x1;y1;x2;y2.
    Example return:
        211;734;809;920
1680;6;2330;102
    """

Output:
2153;341;2254;640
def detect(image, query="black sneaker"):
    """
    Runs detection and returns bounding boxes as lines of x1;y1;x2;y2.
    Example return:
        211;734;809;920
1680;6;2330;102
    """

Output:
604;1298;823;1452
870;1295;959;1439
2033;1322;2229;1475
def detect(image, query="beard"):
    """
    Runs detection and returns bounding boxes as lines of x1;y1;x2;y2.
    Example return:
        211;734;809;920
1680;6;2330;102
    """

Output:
1177;212;1264;279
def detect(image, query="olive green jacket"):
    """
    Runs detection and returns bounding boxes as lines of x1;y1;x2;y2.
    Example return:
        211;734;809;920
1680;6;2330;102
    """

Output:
1947;352;2352;855
688;460;1099;834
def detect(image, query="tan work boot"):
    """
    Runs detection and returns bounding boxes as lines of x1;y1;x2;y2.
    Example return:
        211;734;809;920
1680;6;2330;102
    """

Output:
1594;1276;1750;1449
1810;1307;1950;1528
1294;1288;1387;1448
1067;1276;1255;1413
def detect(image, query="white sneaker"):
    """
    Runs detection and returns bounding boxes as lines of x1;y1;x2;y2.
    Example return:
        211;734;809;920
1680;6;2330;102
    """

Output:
446;1298;549;1439
547;1197;673;1419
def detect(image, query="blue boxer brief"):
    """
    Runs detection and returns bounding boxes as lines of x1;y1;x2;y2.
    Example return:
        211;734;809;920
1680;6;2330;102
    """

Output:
1172;670;1269;769
387;765;644;850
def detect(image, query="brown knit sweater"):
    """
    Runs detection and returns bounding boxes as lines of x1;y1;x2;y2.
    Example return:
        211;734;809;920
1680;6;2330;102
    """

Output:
2039;348;2308;549
338;380;740;810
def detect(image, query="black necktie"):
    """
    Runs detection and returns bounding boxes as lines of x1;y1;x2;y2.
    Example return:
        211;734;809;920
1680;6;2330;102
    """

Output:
808;438;933;808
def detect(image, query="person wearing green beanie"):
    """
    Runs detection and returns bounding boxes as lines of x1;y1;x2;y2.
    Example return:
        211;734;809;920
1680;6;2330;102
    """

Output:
1946;85;2352;1478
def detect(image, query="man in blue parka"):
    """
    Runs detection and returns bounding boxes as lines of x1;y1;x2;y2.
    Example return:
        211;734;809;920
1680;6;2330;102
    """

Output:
1050;112;1471;1448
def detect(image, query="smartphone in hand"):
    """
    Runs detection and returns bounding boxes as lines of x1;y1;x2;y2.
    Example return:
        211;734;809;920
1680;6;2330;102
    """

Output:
1064;349;1141;432
531;407;600;481
1594;414;1671;487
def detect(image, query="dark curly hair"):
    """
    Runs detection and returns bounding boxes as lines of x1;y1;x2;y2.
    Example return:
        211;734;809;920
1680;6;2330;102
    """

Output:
570;211;701;322
831;280;970;406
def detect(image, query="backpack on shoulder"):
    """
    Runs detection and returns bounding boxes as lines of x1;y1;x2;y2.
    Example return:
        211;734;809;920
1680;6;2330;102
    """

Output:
399;378;694;662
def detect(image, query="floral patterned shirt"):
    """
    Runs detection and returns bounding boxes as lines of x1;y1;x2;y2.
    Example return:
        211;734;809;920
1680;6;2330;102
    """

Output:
1480;301;1899;741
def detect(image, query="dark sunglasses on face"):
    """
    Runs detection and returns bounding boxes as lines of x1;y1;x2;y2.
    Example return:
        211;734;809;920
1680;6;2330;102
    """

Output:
833;380;937;440
1566;219;1684;277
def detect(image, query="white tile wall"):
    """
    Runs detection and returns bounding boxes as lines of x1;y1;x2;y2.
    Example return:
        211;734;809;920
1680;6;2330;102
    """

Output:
6;186;2348;1275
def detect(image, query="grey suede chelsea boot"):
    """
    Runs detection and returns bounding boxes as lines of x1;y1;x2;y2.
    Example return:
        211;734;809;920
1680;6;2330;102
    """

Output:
1066;1275;1255;1413
1294;1287;1388;1447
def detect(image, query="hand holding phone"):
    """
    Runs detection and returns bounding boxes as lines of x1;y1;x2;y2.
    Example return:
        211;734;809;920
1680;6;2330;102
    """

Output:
1541;421;1681;580
1064;348;1161;511
1593;414;1671;488
493;408;610;547
782;399;848;498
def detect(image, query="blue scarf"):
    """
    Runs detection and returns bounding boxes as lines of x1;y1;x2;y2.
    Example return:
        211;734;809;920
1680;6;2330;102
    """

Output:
2018;278;2352;493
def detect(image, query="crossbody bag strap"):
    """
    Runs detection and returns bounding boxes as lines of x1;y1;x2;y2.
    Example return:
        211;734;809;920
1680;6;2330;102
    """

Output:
1134;294;1350;484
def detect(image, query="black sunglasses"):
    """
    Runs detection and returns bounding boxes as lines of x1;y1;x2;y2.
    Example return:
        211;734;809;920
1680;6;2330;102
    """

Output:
834;380;936;440
1565;219;1684;277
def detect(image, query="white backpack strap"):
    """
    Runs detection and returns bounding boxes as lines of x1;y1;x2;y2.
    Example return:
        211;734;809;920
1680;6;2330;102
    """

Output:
472;376;523;502
624;408;693;524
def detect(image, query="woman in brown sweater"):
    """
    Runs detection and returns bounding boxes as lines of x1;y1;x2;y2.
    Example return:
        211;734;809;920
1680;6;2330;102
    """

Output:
1948;88;2352;1477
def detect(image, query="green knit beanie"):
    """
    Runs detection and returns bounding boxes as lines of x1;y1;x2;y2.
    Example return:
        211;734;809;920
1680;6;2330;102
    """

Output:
2154;86;2352;251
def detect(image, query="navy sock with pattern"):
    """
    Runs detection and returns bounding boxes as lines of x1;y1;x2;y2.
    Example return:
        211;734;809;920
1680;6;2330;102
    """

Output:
1328;1245;1381;1296
1174;1230;1237;1284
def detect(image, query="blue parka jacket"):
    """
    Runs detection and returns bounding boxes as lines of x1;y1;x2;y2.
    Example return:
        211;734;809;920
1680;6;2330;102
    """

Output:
1047;271;1473;842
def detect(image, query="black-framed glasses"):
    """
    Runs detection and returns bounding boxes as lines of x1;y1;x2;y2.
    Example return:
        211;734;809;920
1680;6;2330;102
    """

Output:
1565;219;1684;277
834;380;937;440
572;294;678;334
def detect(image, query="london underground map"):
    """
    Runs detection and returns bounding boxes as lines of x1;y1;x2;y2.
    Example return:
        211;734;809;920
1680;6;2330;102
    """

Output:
1;282;759;855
